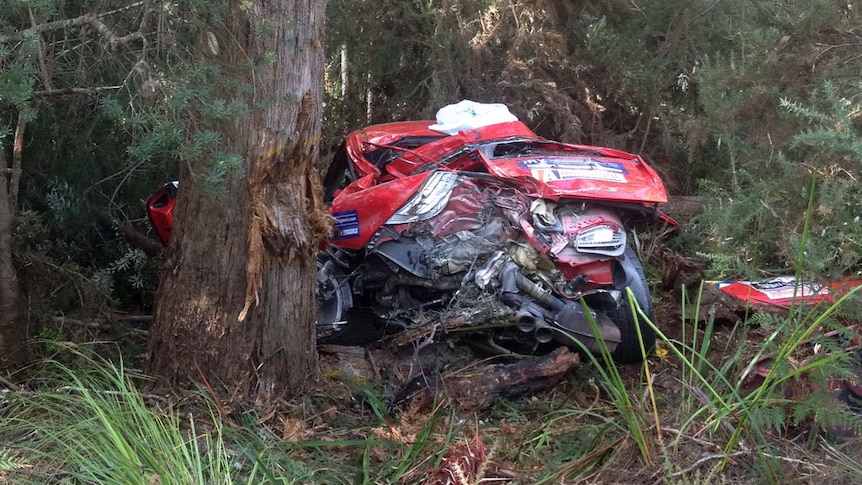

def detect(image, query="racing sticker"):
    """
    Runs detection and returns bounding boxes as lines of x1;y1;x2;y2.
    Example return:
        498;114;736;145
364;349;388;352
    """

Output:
749;277;827;300
518;158;629;183
332;210;360;239
712;276;827;301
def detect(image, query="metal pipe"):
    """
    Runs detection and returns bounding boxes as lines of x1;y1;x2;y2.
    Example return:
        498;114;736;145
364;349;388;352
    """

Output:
500;262;565;312
515;301;545;332
534;325;554;344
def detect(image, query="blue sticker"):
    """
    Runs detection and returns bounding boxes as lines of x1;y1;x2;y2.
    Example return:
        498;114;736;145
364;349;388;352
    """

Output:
332;210;360;239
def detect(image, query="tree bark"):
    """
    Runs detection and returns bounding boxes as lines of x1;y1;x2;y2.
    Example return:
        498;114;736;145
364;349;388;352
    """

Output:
0;115;28;369
148;0;329;402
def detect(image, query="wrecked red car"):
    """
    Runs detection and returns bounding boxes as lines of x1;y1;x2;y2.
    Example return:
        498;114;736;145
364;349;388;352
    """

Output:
149;102;675;362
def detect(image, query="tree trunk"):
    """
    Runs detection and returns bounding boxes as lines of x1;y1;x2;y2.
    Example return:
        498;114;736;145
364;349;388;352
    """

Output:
0;130;28;369
148;0;329;402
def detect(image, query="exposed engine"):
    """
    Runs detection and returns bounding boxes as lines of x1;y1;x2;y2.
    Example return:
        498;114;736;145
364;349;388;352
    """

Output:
317;175;644;357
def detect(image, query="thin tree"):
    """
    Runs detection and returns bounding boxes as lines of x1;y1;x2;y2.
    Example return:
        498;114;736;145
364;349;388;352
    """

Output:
147;0;330;401
0;116;27;368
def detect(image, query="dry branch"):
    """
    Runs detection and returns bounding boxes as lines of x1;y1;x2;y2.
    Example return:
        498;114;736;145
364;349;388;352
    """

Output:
0;4;146;47
32;86;122;97
97;211;162;256
405;347;580;411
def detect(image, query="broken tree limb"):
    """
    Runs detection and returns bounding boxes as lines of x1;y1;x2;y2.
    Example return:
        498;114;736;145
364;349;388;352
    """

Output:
97;211;162;256
392;297;515;347
319;344;580;411
400;347;580;411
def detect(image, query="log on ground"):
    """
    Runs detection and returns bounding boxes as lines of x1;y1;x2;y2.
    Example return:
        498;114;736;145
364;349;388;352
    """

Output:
399;346;580;411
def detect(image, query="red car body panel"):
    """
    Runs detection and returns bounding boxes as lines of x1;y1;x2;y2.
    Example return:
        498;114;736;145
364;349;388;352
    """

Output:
329;172;433;250
338;119;668;204
146;182;177;245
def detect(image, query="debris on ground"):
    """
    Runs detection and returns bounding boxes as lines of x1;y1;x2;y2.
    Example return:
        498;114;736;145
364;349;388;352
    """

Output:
320;343;580;412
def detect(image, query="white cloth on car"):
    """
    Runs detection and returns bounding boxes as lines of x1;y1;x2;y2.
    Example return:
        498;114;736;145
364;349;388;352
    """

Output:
429;100;519;134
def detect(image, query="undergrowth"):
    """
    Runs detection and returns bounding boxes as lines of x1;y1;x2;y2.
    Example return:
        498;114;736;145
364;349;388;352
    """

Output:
3;284;862;485
0;351;319;484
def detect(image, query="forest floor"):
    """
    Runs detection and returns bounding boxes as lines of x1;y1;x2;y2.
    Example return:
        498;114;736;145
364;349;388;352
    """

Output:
284;261;862;484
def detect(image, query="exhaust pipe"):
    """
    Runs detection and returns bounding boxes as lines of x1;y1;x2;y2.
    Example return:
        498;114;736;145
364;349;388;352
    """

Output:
534;322;554;343
515;310;537;332
515;301;545;332
515;303;557;344
498;261;622;351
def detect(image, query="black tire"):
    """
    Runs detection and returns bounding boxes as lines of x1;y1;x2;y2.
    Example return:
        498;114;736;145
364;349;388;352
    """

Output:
606;245;656;363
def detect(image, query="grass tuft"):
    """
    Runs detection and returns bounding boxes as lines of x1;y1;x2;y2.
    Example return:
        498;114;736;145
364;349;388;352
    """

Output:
0;350;313;484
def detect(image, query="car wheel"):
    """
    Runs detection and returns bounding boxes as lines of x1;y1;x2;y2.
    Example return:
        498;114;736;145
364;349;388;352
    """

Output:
607;245;656;363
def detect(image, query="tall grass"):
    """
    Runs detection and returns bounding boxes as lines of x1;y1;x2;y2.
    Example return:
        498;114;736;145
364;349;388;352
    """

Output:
561;177;862;482
570;297;656;465
0;349;497;484
0;352;313;484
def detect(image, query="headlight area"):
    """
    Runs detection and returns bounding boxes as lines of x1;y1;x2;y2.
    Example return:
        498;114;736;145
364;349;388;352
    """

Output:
386;172;461;224
574;223;626;256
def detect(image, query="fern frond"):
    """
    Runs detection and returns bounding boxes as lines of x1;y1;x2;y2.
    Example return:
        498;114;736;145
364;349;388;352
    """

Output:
0;449;26;471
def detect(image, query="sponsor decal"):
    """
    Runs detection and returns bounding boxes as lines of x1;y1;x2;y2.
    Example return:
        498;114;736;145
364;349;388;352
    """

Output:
518;158;629;183
332;210;360;239
750;277;826;300
713;276;827;301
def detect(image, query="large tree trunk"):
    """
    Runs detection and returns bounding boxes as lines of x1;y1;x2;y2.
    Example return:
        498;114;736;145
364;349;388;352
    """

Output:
148;0;329;402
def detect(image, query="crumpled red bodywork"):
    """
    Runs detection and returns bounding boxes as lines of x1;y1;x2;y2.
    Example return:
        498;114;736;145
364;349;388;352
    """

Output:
336;120;668;203
326;119;673;252
146;182;177;245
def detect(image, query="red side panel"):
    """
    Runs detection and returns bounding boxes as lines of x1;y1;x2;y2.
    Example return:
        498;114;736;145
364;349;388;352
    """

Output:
328;172;432;250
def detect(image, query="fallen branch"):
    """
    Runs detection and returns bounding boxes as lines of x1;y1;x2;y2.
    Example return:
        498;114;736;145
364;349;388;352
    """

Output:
662;427;722;451
0;374;20;391
97;211;162;256
669;449;824;478
52;316;103;329
402;346;580;411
